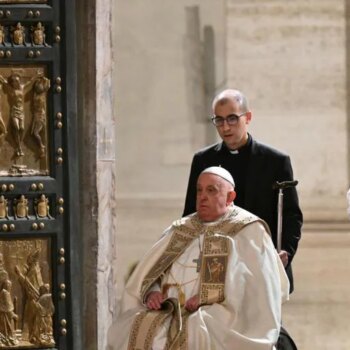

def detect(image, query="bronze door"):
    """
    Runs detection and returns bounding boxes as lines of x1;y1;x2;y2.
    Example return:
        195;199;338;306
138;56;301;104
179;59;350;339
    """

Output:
0;1;78;349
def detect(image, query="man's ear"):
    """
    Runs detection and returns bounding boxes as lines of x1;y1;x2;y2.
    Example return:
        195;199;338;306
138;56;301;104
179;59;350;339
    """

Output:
245;111;252;124
227;190;236;205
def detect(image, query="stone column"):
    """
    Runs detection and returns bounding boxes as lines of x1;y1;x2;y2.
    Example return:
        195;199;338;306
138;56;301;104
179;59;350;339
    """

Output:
77;0;117;349
96;1;117;349
346;0;350;186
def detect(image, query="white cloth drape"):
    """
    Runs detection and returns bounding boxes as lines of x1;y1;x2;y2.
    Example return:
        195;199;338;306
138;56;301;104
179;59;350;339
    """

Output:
107;221;289;350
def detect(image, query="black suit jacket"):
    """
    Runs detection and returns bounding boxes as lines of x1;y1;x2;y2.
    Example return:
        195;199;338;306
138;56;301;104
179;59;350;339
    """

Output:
183;137;303;292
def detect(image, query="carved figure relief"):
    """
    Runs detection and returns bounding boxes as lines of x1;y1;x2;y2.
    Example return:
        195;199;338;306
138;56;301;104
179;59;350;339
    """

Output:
0;23;50;47
14;195;29;219
35;194;51;219
0;195;55;220
31;77;50;158
0;25;5;46
15;249;43;343
11;22;26;46
0;240;54;348
31;22;47;46
0;66;50;176
0;83;7;137
0;195;9;219
0;253;9;285
31;283;55;346
0;253;17;347
0;72;41;157
0;279;19;346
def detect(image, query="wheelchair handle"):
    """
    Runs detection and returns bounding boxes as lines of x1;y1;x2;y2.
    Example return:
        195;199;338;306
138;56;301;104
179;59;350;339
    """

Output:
272;180;298;190
273;180;298;252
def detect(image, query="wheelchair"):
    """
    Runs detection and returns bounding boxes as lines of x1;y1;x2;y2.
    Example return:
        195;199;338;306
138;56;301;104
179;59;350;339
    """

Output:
277;326;297;350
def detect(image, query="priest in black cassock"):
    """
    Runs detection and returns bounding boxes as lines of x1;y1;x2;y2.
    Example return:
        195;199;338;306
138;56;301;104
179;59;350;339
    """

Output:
183;89;303;292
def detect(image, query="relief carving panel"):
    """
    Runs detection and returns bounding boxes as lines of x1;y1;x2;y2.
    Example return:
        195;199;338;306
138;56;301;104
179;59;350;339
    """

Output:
0;22;50;48
0;66;50;176
0;193;55;221
0;238;55;348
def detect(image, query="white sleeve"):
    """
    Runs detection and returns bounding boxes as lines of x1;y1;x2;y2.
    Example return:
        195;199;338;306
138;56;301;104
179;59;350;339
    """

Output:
188;222;289;350
224;222;286;345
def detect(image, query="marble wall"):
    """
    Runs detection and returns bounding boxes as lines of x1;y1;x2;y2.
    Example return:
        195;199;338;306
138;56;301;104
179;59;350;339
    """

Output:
114;0;226;202
114;0;350;222
227;0;349;221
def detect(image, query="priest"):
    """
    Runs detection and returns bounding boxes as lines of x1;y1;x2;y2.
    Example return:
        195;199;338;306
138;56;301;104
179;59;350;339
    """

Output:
107;166;289;350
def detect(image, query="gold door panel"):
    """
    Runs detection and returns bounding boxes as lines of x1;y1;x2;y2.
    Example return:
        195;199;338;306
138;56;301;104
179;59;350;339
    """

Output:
0;1;76;348
0;238;55;348
0;65;50;176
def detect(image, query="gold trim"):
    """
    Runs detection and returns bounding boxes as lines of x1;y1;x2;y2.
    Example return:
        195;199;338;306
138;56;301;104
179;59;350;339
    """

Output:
128;299;179;350
166;309;189;350
140;228;199;299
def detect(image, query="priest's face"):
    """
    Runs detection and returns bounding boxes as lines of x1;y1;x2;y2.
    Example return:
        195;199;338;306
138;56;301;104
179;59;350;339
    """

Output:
196;173;236;222
213;98;251;151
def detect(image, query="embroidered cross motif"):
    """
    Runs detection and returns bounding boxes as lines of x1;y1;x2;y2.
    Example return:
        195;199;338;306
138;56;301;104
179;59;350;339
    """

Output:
193;252;202;273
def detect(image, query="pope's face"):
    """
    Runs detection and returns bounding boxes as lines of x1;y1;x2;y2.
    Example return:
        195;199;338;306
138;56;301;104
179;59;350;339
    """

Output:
196;173;235;222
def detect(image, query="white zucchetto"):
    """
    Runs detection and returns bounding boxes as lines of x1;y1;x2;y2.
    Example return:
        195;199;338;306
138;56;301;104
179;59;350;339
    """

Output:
200;166;235;187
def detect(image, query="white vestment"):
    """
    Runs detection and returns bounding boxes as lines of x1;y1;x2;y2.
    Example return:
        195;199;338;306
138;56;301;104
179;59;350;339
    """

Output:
107;208;289;350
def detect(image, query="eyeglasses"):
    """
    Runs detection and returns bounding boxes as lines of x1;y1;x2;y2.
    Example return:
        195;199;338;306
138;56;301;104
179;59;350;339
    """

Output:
211;113;246;127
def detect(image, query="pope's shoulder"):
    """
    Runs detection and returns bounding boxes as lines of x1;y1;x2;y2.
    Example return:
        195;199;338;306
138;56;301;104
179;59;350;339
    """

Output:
171;206;270;235
171;212;196;228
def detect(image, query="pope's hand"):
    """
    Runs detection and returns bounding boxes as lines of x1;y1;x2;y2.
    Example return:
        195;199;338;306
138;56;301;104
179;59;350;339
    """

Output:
185;295;199;313
145;291;164;310
278;250;289;267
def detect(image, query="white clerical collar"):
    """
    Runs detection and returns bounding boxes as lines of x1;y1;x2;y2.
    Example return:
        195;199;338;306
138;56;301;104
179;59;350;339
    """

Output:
229;150;239;154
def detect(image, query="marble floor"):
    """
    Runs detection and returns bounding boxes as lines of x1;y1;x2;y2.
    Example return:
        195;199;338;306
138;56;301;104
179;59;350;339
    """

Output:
115;200;350;350
282;230;350;350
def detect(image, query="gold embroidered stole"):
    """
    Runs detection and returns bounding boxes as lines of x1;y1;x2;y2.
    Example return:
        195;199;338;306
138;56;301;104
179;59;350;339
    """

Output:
140;217;200;301
128;298;187;350
128;217;199;350
128;206;269;350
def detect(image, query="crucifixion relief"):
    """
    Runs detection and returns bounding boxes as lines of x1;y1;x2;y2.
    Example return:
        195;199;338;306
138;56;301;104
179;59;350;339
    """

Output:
0;67;50;176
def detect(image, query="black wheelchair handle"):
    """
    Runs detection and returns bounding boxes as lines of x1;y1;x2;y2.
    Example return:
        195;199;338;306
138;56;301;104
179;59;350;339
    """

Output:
272;180;298;190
